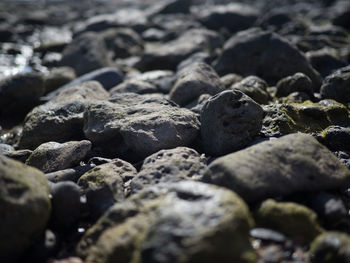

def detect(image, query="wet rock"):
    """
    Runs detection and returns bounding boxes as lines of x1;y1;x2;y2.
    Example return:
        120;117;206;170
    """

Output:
44;67;76;94
203;133;350;203
200;90;263;156
77;159;137;219
45;164;94;183
84;93;200;160
109;80;158;95
5;149;32;163
276;72;313;98
60;32;112;76
170;62;225;106
0;155;51;263
214;28;321;88
131;147;207;193
321;126;350;151
77;181;256;263
309;232;350;263
320;66;350;103
231;75;271;104
196;3;258;32
255;199;324;244
0;143;14;154
50;181;81;229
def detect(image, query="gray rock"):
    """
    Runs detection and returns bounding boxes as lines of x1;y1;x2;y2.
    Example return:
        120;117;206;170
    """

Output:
45;164;94;183
78;159;136;219
188;93;212;114
0;155;51;263
130;70;175;94
176;52;213;72
276;72;313;98
26;140;91;173
131;147;207;193
0;143;14;155
220;73;243;88
4;149;32;163
320;66;350;103
77;181;256;263
109;80;158;96
322;126;350;151
44;67;76;94
231;76;271;104
203;133;350;203
84;93;200;160
200;90;264;156
250;228;286;243
214;28;321;88
170;62;225;106
60;32;112;76
147;0;191;17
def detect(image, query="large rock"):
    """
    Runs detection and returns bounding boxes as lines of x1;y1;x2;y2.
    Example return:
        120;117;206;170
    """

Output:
131;147;207;193
0;155;51;263
77;181;256;263
84;93;200;160
214;28;321;87
320;66;350;103
169;62;225;106
203;133;350;203
200;90;264;156
25;140;92;173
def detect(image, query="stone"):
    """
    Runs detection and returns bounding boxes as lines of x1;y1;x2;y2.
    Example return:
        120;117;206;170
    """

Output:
60;32;112;76
231;76;271;104
249;228;286;243
332;1;350;30
131;147;207;193
44;67;76;94
131;70;175;94
84;93;200;160
255;199;324;244
200;90;264;156
109;80;158;96
203;133;350;203
0;155;51;263
45;164;94;183
188;93;212;114
147;0;191;17
26;140;91;173
196;3;258;32
77;181;256;263
320;66;350;103
4;149;32;163
214;28;321;88
309;232;350;263
50;181;81;229
321;126;350;151
170;62;225;106
176;52;213;72
220;73;243;88
78;159;136;219
276;72;313;98
0;143;14;155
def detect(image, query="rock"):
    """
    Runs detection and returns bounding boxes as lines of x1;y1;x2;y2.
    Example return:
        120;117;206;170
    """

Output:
200;90;264;156
131;70;175;94
321;126;350;151
26;140;91;173
45;164;94;183
332;1;350;30
309;232;350;263
231;76;271;104
188;93;212;114
255;199;324;244
0;155;51;263
249;228;286;243
142;28;167;42
276;72;313;98
84;93;200;160
261;100;350;137
203;133;350;203
50;181;81;229
44;67;76;94
109;80;158;96
196;3;258;32
220;73;243;88
131;147;207;193
19;81;108;149
60;32;112;76
5;149;32;163
135;29;222;71
147;0;191;17
176;52;213;72
49;257;84;263
78;159;137;219
170;62;225;106
279;91;311;104
320;66;350;103
0;73;45;120
214;28;322;88
77;181;256;263
0;143;14;154
43;67;123;102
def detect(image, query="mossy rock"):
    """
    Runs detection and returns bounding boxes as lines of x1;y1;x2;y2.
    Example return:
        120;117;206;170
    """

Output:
255;199;324;244
0;155;51;263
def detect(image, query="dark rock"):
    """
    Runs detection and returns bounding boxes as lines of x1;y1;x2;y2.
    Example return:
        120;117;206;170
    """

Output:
130;70;175;94
332;1;350;30
276;72;313;98
214;28;322;88
0;155;51;263
220;73;243;88
176;52;213;72
188;93;212;114
170;62;225;106
147;0;191;17
200;90;264;156
45;164;94;183
44;67;76;94
109;80;158;96
4;149;32;163
0;143;14;155
250;228;286;243
203;133;350;203
50;181;81;229
320;66;350;103
321;126;350;151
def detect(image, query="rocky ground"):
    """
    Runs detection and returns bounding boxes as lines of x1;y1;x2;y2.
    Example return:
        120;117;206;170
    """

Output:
1;0;350;262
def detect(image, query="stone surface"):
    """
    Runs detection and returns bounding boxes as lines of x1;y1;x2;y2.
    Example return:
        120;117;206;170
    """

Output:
200;90;264;156
0;143;14;155
203;133;350;203
169;62;224;106
276;72;313;98
320;66;350;103
4;149;32;163
26;140;91;173
109;80;158;95
0;155;51;263
45;164;94;183
231;76;271;104
44;67;76;94
84;93;200;160
321;126;350;151
77;181;256;263
131;147;207;193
